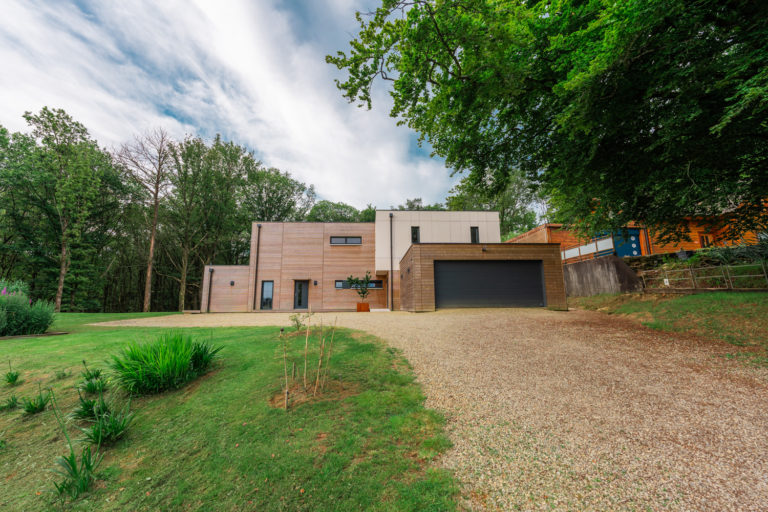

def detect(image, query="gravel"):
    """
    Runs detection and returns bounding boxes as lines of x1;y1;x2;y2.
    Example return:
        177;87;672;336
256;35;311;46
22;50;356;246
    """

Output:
99;308;768;511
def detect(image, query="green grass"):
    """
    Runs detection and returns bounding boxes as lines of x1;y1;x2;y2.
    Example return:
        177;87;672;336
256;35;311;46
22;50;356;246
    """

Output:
0;314;457;511
571;292;768;366
51;312;178;334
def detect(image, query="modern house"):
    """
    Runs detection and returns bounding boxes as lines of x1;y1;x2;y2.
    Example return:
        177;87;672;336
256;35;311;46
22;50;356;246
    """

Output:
201;210;567;312
507;220;762;263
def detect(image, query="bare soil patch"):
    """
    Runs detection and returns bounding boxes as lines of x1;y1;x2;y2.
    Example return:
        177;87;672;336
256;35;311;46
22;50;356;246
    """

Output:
268;380;359;410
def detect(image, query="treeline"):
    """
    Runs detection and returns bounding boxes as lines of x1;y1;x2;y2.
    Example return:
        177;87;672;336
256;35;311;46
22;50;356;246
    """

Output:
0;107;539;313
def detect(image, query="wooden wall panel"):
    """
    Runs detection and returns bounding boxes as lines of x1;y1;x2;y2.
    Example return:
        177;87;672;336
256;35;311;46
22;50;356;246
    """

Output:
200;266;251;312
247;222;383;312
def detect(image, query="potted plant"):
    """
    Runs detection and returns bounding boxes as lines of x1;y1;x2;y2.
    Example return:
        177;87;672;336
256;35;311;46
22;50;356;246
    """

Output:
346;271;373;312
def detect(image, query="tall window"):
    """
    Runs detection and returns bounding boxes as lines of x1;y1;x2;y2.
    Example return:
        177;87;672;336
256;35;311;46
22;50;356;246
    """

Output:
260;281;273;310
411;226;420;244
699;234;713;248
470;226;479;244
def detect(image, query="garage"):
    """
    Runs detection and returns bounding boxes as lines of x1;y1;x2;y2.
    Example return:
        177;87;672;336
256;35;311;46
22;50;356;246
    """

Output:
398;243;566;312
434;260;545;308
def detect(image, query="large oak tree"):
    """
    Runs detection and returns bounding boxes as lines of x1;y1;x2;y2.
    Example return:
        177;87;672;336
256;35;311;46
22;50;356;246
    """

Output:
328;0;768;241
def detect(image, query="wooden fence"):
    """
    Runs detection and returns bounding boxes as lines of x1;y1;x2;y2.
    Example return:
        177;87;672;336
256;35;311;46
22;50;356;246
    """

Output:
639;262;768;291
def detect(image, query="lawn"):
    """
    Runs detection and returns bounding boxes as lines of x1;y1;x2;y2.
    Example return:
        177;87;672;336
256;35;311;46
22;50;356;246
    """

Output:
0;314;456;511
570;292;768;366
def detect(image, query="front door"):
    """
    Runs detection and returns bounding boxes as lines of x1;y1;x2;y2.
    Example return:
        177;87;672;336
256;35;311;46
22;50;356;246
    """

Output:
293;280;309;309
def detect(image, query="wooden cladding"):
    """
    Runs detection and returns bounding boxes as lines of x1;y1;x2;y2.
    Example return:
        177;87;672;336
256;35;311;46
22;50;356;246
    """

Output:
248;222;387;312
399;243;567;312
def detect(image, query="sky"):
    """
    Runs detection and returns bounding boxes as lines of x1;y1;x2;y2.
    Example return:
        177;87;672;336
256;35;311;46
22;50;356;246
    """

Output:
0;0;460;208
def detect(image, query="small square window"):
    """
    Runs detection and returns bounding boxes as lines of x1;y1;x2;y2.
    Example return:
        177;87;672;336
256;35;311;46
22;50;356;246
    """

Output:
470;226;479;244
411;226;420;244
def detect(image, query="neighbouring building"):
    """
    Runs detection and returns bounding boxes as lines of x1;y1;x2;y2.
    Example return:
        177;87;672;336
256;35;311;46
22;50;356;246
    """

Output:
507;219;763;264
200;210;567;312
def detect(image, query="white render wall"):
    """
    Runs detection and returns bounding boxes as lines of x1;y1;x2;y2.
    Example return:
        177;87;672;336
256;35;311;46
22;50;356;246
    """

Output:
374;210;501;272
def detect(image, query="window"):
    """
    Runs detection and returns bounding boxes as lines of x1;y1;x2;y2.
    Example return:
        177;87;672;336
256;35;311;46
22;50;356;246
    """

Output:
330;236;362;245
470;226;479;244
699;234;713;248
260;281;273;310
411;226;420;244
335;280;383;289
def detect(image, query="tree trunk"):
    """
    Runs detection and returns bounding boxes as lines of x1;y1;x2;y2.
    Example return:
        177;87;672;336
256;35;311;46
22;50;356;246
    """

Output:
178;247;188;312
54;239;68;313
143;193;160;312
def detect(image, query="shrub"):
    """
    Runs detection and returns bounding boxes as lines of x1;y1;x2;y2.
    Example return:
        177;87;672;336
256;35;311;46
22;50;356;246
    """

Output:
289;311;314;331
5;361;20;386
50;390;102;502
22;384;50;414
0;395;18;411
54;369;71;380
0;290;55;337
0;279;29;296
110;332;222;394
26;300;55;334
80;402;134;446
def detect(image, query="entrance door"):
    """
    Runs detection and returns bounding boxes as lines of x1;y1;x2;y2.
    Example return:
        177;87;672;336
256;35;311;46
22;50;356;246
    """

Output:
293;280;309;309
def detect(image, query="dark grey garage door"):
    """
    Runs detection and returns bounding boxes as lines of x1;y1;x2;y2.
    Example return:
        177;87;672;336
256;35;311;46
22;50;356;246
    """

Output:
434;260;545;308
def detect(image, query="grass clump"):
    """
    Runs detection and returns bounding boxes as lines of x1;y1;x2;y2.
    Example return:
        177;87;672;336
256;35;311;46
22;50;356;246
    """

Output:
50;390;102;503
80;360;102;381
79;377;107;394
110;332;222;394
5;361;20;386
54;369;71;380
70;391;110;421
80;402;134;446
0;395;18;411
22;384;50;414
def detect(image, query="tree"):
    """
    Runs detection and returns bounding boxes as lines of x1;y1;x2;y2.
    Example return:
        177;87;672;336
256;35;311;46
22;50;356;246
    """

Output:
306;200;362;222
116;129;171;312
392;198;443;210
19;108;112;311
241;167;315;222
446;171;539;239
329;0;768;241
165;137;210;312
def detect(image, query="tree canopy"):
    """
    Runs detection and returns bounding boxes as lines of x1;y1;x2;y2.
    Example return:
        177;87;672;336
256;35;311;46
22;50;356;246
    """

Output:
328;0;768;241
306;200;376;222
446;171;539;239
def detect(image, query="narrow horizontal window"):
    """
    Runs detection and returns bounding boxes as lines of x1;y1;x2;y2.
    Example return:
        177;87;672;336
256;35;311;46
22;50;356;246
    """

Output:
330;236;362;245
335;280;383;289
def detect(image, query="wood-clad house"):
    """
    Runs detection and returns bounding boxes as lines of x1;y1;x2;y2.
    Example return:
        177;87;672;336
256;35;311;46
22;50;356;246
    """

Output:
200;211;567;312
506;217;763;263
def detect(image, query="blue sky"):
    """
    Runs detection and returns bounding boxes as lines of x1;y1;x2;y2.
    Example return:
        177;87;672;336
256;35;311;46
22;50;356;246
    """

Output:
0;0;459;208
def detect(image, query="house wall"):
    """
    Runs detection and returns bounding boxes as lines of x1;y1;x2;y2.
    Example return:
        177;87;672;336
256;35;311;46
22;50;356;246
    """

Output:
399;243;567;312
374;210;501;272
248;222;387;312
647;220;760;254
200;265;251;312
509;220;760;259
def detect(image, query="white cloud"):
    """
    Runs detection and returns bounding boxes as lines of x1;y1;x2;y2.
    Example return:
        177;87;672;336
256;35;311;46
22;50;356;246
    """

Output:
0;0;459;208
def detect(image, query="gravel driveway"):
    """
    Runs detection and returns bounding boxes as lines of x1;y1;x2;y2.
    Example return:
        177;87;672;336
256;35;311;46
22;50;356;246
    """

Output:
98;309;768;511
